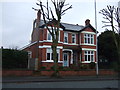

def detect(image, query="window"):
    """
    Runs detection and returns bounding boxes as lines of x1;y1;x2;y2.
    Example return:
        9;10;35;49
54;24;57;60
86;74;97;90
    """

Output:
64;32;68;43
72;33;76;43
47;32;52;41
84;51;94;62
28;51;32;59
46;48;59;61
47;53;50;60
84;34;94;44
47;30;60;41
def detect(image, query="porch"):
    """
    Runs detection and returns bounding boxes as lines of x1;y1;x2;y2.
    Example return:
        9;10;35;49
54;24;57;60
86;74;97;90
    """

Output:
62;45;82;67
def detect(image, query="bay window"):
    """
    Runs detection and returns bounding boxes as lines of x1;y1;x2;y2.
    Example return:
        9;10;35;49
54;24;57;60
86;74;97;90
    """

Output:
84;51;94;62
84;34;94;44
47;48;59;61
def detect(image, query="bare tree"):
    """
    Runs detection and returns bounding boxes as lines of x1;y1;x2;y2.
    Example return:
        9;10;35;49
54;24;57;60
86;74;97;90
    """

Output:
99;5;120;66
33;0;72;76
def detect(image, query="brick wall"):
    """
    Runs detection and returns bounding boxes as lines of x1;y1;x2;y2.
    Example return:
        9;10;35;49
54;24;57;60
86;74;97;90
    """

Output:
60;30;64;42
81;33;84;44
42;63;62;70
2;70;33;77
2;70;117;77
68;33;72;43
43;29;47;40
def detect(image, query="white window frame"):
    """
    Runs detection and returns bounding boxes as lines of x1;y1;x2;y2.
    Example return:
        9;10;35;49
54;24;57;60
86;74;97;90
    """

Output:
47;30;60;42
46;48;60;61
72;33;76;44
47;31;52;41
84;51;94;62
28;51;32;58
84;34;94;45
64;32;68;43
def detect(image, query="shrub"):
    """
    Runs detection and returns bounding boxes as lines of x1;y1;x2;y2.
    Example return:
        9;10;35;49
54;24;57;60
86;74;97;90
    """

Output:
62;67;71;71
51;66;54;70
41;66;46;70
80;64;89;69
58;66;64;70
90;62;96;69
2;48;28;69
111;61;120;72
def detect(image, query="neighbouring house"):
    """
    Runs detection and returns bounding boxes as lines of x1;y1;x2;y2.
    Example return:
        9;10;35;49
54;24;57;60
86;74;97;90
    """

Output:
21;10;97;70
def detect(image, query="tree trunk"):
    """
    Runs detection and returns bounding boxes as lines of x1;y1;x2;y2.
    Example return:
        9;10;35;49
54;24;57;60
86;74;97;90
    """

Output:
51;39;59;77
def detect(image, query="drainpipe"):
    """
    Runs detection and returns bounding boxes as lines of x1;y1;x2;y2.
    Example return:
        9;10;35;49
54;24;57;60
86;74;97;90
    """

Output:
78;32;81;66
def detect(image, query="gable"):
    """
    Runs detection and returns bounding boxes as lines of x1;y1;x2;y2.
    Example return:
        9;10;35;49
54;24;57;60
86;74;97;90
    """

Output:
84;27;94;32
80;24;98;33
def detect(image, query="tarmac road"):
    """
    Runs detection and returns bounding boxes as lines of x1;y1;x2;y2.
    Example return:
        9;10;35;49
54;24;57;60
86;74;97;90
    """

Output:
2;75;119;89
2;80;119;88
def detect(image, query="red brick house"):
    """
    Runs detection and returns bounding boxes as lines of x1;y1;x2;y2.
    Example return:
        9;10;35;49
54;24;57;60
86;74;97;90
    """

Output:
21;11;97;70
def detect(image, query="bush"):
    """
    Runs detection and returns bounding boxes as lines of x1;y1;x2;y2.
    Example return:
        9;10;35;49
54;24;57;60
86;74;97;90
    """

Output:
90;62;96;69
61;67;71;71
41;66;46;70
51;66;56;71
58;66;64;70
111;62;120;72
80;64;89;69
2;48;28;69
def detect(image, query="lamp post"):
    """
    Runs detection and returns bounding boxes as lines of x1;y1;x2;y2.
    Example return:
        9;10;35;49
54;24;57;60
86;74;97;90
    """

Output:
94;0;99;76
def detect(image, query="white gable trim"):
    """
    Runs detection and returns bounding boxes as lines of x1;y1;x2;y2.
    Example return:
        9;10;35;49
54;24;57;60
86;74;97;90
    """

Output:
20;41;37;50
81;31;96;34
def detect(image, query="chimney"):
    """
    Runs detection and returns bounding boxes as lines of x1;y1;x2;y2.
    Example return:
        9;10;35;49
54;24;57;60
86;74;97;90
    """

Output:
36;10;41;27
85;19;90;26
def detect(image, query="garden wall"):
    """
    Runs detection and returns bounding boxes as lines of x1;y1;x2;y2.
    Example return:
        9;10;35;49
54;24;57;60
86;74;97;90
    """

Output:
2;69;117;77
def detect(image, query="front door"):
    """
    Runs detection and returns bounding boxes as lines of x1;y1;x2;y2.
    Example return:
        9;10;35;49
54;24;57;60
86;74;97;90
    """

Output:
63;53;69;67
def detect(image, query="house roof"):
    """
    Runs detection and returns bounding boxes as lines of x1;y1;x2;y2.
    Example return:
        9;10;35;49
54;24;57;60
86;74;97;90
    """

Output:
61;23;84;31
39;20;84;31
39;20;97;32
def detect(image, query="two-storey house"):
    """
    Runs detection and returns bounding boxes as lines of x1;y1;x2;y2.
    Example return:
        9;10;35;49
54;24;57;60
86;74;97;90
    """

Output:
22;10;97;70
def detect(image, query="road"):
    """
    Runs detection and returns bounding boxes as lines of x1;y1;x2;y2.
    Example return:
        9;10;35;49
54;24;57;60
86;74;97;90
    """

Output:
2;80;118;88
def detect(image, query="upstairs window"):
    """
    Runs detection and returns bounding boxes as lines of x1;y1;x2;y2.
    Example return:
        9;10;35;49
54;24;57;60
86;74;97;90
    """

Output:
47;31;52;41
64;32;68;43
84;34;94;44
72;33;76;43
47;30;60;41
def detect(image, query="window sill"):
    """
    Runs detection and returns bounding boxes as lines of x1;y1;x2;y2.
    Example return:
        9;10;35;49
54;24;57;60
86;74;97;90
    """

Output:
42;60;63;63
81;61;95;63
81;43;96;46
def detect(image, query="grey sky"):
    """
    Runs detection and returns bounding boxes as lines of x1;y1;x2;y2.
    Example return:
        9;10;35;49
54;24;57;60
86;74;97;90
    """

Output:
1;0;119;49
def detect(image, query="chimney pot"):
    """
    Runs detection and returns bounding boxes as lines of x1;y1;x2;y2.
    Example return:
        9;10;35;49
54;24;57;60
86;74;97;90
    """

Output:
85;19;90;26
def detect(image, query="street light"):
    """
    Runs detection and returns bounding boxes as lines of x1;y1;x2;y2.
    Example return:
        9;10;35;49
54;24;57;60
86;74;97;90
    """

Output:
94;0;99;76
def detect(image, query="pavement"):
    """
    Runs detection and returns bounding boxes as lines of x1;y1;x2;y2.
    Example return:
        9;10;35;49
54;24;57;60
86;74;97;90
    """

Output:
2;75;119;83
